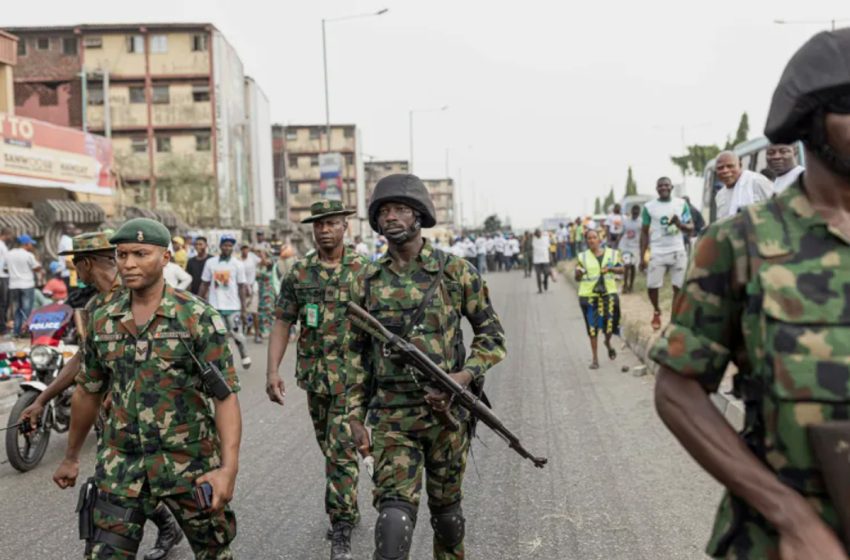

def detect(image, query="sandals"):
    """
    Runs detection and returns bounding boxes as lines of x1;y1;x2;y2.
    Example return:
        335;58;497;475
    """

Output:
608;346;617;360
651;311;662;331
589;361;600;370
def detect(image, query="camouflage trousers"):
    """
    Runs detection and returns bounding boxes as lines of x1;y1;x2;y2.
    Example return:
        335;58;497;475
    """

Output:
86;485;236;559
307;391;360;524
370;411;471;560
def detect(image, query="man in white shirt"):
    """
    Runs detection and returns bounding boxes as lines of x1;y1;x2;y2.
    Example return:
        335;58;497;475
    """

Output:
502;235;516;271
199;235;251;368
7;234;43;336
475;235;488;274
639;178;693;331
240;244;262;342
605;204;626;249
715;151;774;219
619;205;643;294
354;235;370;258
508;235;521;270
556;223;569;262
462;236;478;267
766;143;805;194
494;235;506;272
0;228;11;335
163;247;193;290
532;229;554;293
485;235;496;273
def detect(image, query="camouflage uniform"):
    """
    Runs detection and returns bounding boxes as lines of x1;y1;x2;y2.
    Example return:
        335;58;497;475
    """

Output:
650;180;850;558
275;247;367;525
349;241;506;560
76;285;239;559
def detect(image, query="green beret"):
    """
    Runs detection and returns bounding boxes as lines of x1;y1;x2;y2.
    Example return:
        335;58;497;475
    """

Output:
110;218;171;248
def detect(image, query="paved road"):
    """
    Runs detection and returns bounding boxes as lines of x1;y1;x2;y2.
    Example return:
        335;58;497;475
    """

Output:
0;271;720;559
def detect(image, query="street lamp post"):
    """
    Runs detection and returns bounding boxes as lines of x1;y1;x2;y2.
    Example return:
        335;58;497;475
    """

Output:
322;8;388;153
409;105;448;173
774;18;850;31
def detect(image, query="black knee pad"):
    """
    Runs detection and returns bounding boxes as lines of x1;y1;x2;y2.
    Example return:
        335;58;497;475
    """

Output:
430;501;465;548
374;500;417;560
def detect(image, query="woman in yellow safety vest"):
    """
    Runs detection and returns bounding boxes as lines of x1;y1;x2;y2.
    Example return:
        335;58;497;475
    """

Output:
575;228;624;369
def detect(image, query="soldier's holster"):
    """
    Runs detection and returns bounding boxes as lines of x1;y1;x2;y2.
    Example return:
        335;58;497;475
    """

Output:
77;479;145;555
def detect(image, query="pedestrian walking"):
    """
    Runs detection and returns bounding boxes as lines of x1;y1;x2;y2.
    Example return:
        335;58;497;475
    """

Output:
7;234;42;336
639;178;693;330
494;234;506;271
348;173;506;560
255;249;275;341
556;223;569;261
475;235;488;274
619;204;642;294
605;204;625;249
266;200;367;560
171;236;188;269
522;231;533;278
163;249;192;290
485;234;496;272
652;29;850;559
199;234;252;369
52;218;241;559
575;229;623;369
532;229;552;293
186;236;212;295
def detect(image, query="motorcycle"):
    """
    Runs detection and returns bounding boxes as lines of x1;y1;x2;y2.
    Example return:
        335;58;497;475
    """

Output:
4;302;77;472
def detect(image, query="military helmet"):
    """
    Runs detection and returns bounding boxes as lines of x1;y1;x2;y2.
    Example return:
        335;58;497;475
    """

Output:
368;174;436;232
765;29;850;144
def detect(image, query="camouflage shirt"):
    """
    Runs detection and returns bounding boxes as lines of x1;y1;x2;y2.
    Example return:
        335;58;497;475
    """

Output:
349;241;506;424
76;285;239;499
650;180;850;557
275;247;367;395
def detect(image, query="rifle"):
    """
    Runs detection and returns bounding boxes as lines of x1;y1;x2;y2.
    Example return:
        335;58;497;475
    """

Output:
347;301;548;469
809;421;850;548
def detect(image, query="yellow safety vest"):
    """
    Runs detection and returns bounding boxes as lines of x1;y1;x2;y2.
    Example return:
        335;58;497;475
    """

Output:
578;248;618;297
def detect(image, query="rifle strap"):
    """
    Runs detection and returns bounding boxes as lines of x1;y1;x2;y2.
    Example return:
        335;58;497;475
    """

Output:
400;250;446;339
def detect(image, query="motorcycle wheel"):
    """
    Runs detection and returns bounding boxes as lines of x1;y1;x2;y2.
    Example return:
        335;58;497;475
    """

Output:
5;390;52;472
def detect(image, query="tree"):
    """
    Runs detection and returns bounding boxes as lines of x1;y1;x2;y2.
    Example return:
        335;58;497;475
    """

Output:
724;112;750;150
603;186;615;212
594;197;601;214
670;112;749;178
624;166;638;196
155;157;217;227
483;214;502;234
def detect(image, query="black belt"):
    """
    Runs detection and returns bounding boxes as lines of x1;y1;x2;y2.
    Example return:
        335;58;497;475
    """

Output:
92;528;142;554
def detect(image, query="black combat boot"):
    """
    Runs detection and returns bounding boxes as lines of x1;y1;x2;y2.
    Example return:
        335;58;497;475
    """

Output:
144;503;184;560
329;521;354;560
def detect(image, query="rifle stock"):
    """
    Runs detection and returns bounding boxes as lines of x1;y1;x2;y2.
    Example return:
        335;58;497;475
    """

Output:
809;421;850;548
347;301;548;469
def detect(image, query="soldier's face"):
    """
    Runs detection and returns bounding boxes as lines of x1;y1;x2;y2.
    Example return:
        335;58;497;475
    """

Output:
115;243;169;290
313;217;346;251
377;203;416;237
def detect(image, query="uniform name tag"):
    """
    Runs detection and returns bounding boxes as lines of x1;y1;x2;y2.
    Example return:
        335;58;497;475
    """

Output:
94;333;125;342
153;331;191;340
305;303;320;328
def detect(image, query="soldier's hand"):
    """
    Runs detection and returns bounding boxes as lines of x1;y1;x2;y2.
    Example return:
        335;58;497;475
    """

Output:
349;419;371;458
53;458;80;489
779;518;848;560
196;467;237;512
19;401;45;433
265;373;286;406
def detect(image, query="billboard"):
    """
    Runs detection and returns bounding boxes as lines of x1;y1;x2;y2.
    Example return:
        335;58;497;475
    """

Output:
319;152;343;201
0;113;114;195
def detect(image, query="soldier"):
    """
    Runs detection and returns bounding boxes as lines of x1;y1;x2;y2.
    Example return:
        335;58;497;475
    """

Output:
348;174;506;560
52;218;242;559
265;200;367;560
652;30;850;559
19;231;184;560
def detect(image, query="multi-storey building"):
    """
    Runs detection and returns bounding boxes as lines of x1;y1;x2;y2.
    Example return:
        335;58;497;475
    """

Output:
6;23;272;228
423;178;456;230
364;159;409;203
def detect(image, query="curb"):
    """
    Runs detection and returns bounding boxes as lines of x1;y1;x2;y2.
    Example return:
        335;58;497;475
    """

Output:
558;262;745;429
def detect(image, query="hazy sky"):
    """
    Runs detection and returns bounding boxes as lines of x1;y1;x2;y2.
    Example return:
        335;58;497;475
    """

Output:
6;0;848;228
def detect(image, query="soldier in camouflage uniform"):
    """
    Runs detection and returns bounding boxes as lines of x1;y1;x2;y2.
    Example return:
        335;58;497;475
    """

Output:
652;30;850;559
53;218;242;559
348;174;506;560
265;200;367;560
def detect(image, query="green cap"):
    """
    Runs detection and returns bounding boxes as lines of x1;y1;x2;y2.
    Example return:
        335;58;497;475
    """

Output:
58;232;116;256
109;218;171;248
301;199;355;224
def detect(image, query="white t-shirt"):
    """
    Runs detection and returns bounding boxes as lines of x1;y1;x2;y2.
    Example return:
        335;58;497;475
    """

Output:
494;237;505;254
0;239;8;279
509;238;520;255
240;252;260;286
355;242;370;257
164;262;192;290
619;217;642;255
503;240;515;258
485;239;495;254
57;235;72;278
463;239;477;258
773;166;805;194
7;248;40;289
475;237;487;256
556;227;569;243
715;170;774;219
532;235;551;264
605;214;625;236
201;256;247;311
450;243;465;258
641;198;691;256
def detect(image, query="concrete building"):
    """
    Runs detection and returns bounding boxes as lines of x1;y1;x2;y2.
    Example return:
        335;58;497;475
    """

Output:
244;77;274;227
6;23;268;228
423;178;455;229
364;160;409;203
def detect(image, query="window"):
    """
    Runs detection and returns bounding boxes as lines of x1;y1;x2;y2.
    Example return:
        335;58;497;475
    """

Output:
343;128;354;139
311;183;323;195
309;128;320;140
192;84;210;102
129;86;146;104
192;34;208;52
62;37;77;55
344;153;354;166
156;136;171;153
83;36;103;48
87;84;104;106
289;182;299;195
131;138;148;153
288;154;298;168
285;129;297;141
17;40;26;56
150;35;167;54
127;35;144;53
36;37;50;51
195;133;211;151
310;155;319;167
152;85;169;104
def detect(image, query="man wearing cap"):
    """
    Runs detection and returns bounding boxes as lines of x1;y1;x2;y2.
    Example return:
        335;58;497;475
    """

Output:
199;235;251;369
266;199;367;560
652;30;850;559
171;237;188;270
16;231;184;560
347;174;506;560
6;234;43;336
53;218;241;559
